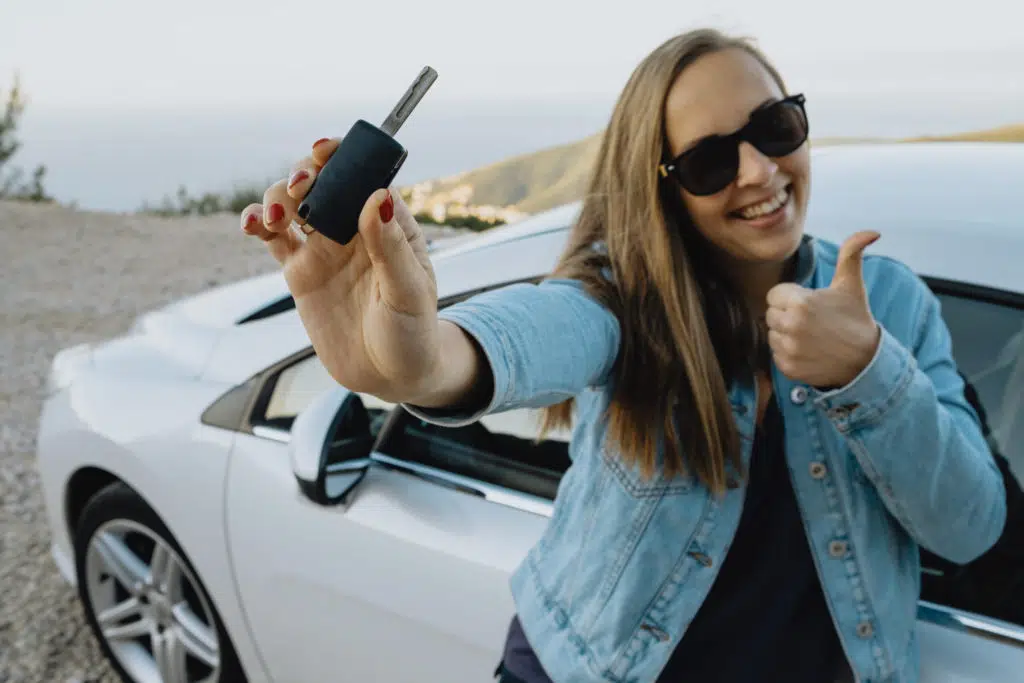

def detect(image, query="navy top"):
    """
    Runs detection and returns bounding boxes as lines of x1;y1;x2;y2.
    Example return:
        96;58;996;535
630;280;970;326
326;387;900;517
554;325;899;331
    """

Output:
499;395;847;683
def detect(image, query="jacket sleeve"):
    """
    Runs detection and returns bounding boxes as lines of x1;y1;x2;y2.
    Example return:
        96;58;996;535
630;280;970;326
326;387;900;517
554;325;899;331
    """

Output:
402;278;622;427
813;282;1007;564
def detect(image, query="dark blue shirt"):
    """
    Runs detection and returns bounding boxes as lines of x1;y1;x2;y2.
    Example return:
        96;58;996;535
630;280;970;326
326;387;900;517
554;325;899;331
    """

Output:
499;395;847;682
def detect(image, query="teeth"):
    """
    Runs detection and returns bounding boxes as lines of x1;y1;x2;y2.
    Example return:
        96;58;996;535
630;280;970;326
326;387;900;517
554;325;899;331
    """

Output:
737;188;788;219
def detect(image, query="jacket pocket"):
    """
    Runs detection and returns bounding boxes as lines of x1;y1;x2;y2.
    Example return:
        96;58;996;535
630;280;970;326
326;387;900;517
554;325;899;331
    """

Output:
601;449;696;498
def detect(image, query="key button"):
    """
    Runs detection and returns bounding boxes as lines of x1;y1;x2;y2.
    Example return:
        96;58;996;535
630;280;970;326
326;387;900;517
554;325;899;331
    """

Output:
856;621;874;639
829;540;848;558
809;462;827;479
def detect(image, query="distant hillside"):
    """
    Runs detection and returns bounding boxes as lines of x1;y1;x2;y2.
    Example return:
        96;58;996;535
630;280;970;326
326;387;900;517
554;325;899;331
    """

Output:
401;123;1023;223
905;123;1024;143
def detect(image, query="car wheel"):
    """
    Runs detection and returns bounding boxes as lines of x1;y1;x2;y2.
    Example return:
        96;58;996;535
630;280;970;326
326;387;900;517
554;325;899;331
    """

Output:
73;482;247;683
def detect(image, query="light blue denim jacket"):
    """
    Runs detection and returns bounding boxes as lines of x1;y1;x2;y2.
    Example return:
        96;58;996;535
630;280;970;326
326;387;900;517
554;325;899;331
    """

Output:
405;235;1007;683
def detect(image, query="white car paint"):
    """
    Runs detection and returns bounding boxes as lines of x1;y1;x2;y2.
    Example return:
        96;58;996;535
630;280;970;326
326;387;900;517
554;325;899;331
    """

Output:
35;142;1024;683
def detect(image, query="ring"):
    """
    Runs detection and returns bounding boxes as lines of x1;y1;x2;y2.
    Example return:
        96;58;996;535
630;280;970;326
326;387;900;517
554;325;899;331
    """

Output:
293;220;315;236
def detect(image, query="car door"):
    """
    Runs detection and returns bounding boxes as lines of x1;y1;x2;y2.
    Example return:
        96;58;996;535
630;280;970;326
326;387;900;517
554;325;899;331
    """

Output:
224;290;568;683
915;279;1024;681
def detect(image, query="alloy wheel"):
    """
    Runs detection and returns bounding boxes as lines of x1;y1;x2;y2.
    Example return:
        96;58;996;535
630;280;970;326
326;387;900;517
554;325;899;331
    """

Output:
84;519;221;683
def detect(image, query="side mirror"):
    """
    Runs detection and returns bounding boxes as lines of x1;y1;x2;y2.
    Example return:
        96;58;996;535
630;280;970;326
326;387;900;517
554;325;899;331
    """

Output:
290;385;376;506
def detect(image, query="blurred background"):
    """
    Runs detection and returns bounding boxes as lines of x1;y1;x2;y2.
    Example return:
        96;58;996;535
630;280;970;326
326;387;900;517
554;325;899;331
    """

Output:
3;0;1022;218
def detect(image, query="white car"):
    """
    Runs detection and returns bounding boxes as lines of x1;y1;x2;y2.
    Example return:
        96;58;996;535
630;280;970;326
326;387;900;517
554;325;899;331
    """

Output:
37;142;1023;683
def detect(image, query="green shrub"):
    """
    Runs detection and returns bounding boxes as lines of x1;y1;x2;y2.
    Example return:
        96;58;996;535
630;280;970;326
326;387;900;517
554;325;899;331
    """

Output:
0;72;52;203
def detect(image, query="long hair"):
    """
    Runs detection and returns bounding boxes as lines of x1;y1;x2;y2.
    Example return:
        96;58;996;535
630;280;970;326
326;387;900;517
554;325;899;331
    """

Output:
538;28;790;496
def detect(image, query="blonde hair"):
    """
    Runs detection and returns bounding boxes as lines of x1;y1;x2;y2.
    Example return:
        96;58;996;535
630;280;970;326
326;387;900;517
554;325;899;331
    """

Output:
539;28;789;495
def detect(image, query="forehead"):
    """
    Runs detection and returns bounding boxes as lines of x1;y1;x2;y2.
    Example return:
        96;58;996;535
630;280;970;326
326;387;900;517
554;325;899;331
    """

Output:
664;47;785;154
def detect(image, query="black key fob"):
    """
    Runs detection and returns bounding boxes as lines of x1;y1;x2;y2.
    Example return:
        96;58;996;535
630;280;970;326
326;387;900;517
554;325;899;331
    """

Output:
297;67;438;246
297;120;407;245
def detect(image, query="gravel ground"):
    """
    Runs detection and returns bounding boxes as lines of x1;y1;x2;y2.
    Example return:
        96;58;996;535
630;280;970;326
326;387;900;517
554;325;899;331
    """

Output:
0;199;470;683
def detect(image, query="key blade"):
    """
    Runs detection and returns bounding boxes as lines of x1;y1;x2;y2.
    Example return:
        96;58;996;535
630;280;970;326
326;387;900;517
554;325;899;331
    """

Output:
380;66;438;137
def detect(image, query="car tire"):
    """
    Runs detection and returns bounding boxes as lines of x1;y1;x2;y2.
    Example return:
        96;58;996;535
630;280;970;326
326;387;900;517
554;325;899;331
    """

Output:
73;481;248;683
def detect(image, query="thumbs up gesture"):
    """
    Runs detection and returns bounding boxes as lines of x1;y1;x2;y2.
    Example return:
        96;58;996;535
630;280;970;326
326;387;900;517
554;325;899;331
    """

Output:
765;231;883;388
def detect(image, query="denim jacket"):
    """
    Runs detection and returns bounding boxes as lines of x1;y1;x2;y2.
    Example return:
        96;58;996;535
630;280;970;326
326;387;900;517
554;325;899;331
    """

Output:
405;235;1007;683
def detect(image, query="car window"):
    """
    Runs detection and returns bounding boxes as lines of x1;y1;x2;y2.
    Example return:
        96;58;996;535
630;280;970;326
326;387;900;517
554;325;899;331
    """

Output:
378;406;572;501
920;288;1024;628
259;353;396;429
936;292;1023;484
262;353;340;425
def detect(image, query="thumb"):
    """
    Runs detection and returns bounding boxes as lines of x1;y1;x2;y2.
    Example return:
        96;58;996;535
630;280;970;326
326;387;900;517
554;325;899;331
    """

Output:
830;230;880;292
359;188;433;314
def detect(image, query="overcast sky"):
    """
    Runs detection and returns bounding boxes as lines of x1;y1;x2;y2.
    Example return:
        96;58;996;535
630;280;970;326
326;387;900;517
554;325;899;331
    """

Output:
4;0;1022;110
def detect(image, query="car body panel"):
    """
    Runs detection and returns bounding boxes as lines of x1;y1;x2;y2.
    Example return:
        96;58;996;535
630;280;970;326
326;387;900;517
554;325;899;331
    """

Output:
225;432;551;682
35;374;273;683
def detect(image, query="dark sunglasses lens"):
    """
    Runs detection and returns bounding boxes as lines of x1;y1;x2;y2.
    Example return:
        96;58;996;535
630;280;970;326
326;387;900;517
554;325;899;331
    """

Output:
749;99;808;157
676;138;738;196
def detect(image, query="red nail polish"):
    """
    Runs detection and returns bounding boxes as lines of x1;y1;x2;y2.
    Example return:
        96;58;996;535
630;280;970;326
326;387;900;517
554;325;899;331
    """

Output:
288;169;309;189
267;203;285;223
242;213;257;230
312;137;331;149
378;191;394;223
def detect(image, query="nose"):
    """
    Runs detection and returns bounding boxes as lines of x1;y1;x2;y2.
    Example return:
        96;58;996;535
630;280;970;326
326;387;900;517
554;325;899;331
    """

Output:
735;141;777;188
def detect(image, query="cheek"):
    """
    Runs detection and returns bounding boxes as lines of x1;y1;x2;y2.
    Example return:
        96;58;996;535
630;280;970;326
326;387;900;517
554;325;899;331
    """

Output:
681;190;731;240
780;147;811;192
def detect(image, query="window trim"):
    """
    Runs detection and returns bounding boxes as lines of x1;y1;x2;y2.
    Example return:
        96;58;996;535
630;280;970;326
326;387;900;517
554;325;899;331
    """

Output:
918;601;1024;649
924;276;1024;311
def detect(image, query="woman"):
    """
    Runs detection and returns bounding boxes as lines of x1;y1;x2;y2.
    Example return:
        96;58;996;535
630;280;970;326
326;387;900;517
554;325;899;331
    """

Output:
240;28;1006;683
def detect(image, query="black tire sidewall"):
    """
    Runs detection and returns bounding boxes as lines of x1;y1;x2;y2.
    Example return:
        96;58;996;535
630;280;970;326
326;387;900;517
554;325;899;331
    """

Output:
73;481;247;683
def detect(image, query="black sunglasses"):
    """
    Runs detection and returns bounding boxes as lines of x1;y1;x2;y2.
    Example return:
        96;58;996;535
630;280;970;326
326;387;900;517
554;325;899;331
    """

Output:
658;93;809;196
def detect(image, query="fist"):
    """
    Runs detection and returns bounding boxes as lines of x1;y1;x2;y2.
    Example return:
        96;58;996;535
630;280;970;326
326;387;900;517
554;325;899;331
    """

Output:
765;231;882;389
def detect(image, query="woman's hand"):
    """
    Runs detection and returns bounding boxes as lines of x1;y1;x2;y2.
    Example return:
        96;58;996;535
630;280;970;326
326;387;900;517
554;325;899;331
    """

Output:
238;137;445;404
765;231;882;389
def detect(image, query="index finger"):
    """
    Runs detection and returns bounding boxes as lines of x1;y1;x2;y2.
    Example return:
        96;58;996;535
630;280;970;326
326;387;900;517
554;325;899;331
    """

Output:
311;137;341;166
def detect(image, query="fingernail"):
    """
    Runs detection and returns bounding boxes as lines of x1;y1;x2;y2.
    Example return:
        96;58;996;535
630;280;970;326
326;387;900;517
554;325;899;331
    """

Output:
288;169;309;189
312;137;331;149
267;203;285;223
241;213;257;232
378;190;394;223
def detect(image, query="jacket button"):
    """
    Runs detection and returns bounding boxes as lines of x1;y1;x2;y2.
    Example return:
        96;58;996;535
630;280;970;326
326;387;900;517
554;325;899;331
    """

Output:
790;386;808;405
829;540;848;558
809;462;827;479
856;621;874;639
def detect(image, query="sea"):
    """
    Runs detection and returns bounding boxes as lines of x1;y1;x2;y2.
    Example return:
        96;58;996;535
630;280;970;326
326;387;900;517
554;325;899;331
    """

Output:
11;89;1024;213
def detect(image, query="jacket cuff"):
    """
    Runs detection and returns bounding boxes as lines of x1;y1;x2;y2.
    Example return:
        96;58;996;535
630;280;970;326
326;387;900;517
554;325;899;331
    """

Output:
400;306;510;427
812;325;917;430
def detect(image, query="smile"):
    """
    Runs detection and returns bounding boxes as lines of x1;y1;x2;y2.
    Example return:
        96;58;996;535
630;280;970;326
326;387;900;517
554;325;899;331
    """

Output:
731;185;792;220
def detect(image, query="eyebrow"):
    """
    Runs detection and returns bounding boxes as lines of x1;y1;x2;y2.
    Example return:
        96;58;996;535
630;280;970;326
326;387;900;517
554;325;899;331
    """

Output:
675;96;781;155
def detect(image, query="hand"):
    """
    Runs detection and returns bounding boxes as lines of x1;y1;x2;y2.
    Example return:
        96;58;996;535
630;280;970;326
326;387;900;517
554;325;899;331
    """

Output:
238;138;443;403
765;231;882;389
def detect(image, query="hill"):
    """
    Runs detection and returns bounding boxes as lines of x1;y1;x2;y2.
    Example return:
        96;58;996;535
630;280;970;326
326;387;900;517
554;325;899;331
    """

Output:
401;123;1024;224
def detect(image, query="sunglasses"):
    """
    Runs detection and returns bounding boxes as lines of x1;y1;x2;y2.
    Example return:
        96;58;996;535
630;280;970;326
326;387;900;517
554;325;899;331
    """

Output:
658;93;809;196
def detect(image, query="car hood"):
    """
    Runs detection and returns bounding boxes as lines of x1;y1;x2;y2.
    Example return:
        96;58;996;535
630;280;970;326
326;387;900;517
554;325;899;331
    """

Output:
145;271;290;329
85;271;293;384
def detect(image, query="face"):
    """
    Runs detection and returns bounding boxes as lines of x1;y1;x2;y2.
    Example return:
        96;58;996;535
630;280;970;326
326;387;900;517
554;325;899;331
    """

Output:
662;48;810;268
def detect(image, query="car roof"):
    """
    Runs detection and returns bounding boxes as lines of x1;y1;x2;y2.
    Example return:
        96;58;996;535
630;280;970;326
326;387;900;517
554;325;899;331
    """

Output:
434;142;1023;296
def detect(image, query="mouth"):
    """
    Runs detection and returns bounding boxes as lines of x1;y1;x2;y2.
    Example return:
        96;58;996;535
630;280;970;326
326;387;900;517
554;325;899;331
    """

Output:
729;184;793;222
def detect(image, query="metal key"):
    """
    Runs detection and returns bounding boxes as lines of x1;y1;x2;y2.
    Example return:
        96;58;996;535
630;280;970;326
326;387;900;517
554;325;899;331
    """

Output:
380;66;438;136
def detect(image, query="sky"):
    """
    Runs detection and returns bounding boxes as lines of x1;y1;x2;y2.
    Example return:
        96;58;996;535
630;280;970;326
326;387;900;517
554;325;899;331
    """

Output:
3;0;1022;212
3;0;1023;111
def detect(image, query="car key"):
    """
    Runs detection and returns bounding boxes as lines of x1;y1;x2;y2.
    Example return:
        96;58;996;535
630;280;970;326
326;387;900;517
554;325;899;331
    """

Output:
297;66;438;246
